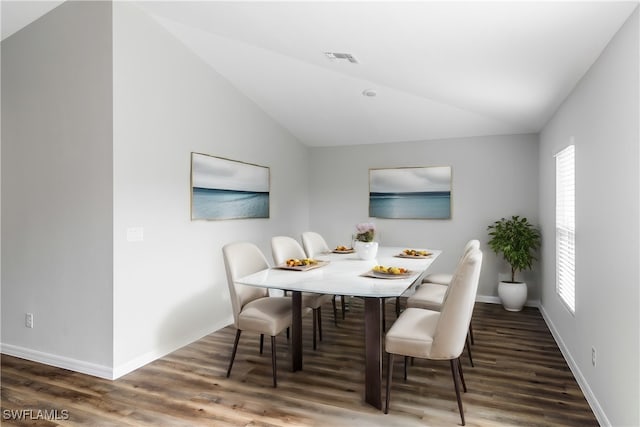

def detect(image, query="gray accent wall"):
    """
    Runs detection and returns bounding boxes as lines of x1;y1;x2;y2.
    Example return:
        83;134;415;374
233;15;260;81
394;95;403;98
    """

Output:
1;1;114;372
539;8;639;427
308;134;540;301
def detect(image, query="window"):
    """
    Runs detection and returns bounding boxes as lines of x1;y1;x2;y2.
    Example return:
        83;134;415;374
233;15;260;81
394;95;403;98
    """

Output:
556;145;575;313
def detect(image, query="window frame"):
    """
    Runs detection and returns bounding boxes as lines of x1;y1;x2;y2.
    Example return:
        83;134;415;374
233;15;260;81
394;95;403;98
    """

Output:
555;144;576;314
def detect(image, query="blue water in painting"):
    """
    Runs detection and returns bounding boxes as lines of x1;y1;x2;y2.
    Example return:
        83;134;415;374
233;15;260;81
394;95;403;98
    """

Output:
369;192;451;219
193;188;269;219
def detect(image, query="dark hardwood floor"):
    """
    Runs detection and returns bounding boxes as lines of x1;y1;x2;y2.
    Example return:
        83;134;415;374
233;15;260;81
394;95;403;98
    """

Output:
1;300;598;426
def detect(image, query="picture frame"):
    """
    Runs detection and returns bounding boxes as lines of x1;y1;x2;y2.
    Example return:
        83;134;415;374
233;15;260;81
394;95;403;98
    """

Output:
191;152;270;220
369;166;452;219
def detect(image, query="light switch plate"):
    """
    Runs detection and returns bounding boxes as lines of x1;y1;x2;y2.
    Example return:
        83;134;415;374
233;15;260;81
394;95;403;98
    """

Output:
126;227;144;242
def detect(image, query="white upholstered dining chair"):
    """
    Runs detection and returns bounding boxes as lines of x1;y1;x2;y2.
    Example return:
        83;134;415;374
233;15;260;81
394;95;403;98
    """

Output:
301;231;344;324
271;236;336;350
384;249;483;425
413;239;480;346
222;241;292;387
421;239;480;286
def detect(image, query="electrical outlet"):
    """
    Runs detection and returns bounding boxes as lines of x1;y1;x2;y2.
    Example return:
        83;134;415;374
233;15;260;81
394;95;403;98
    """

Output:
25;313;34;329
591;347;596;367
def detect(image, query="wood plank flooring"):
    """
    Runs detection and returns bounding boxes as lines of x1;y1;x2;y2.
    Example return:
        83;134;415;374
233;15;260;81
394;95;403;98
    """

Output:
1;300;598;426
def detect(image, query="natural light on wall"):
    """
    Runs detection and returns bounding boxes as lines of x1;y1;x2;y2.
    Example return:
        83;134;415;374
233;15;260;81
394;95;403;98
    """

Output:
556;144;576;313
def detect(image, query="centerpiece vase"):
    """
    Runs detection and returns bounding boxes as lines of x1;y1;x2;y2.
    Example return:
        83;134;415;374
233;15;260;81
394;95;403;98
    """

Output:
355;241;378;260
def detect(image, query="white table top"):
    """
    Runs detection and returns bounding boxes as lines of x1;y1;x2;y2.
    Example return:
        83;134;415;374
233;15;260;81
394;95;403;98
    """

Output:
236;246;441;298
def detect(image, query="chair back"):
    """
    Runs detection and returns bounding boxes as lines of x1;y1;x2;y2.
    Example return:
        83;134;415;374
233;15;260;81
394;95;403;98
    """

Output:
271;236;307;265
439;239;480;300
430;249;483;359
222;242;270;327
463;239;480;255
301;231;330;258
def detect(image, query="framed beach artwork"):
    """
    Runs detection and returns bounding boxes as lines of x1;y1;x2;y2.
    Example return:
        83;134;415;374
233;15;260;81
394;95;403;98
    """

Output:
191;152;270;220
369;166;452;219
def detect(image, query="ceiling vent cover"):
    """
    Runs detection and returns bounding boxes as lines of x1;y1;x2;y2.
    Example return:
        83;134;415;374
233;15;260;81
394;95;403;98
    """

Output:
324;52;359;63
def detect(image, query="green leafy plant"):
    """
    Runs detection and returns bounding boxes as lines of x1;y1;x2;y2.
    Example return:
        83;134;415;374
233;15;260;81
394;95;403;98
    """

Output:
487;215;541;282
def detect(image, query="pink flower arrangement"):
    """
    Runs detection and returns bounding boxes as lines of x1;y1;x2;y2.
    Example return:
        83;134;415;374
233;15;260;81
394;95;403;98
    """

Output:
355;222;376;242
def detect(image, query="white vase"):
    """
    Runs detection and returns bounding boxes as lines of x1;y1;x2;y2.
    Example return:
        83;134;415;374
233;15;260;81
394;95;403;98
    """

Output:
498;281;527;312
355;241;378;260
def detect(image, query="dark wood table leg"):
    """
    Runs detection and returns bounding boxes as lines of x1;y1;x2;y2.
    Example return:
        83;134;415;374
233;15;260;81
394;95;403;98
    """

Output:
291;290;303;372
364;297;382;410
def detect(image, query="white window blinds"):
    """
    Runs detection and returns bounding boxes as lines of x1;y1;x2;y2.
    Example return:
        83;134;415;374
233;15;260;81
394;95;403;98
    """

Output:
556;145;575;313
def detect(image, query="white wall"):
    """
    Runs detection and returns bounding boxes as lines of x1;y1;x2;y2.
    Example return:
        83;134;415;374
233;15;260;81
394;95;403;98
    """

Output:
308;134;540;301
112;3;310;376
539;9;639;427
1;2;114;374
1;1;311;379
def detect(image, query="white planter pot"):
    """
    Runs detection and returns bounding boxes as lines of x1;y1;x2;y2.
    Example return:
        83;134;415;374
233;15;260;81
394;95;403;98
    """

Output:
355;241;378;260
498;281;527;312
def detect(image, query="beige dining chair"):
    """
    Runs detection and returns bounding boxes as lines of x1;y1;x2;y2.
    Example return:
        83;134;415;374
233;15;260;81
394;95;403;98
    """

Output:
406;282;475;366
222;241;293;387
271;236;335;350
301;231;344;324
384;249;483;425
417;239;480;345
421;239;480;286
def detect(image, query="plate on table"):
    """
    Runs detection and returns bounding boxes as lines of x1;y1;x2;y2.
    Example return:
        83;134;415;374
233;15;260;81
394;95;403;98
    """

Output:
275;259;329;271
332;246;355;254
396;249;432;259
363;266;413;279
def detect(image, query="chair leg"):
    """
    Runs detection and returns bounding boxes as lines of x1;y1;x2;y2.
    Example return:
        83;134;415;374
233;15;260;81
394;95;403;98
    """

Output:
332;296;338;326
395;297;401;317
271;336;278;388
341;295;346;319
457;358;467;392
403;356;409;381
450;359;466;426
313;308;318;350
227;329;242;378
466;334;474;367
286;327;289;340
385;353;394;414
260;334;264;355
469;322;475;345
317;307;323;342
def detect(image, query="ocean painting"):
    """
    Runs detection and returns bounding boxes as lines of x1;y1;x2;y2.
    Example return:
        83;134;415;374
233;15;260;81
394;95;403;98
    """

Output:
369;166;452;219
191;153;269;220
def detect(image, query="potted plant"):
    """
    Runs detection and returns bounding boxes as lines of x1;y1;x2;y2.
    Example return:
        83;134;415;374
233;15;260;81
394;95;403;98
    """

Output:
353;222;378;260
487;215;541;311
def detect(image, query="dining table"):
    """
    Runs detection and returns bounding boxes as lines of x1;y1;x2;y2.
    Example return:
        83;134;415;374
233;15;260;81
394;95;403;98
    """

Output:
235;245;441;410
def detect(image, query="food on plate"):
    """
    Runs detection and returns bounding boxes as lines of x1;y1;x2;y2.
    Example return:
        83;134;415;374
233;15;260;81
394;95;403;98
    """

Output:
286;258;318;267
403;249;431;257
335;245;352;251
373;265;409;275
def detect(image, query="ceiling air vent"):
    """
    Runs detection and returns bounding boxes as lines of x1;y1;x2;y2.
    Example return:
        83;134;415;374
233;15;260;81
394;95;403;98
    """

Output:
324;52;359;64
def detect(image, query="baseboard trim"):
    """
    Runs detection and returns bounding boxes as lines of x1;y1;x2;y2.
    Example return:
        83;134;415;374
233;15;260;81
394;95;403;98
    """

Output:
475;294;540;308
475;295;501;304
0;343;113;379
2;317;234;381
112;317;232;379
3;303;606;424
475;297;607;424
538;305;610;427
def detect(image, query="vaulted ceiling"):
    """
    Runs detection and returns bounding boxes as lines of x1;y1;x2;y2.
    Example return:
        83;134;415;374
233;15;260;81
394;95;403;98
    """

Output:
3;1;638;146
